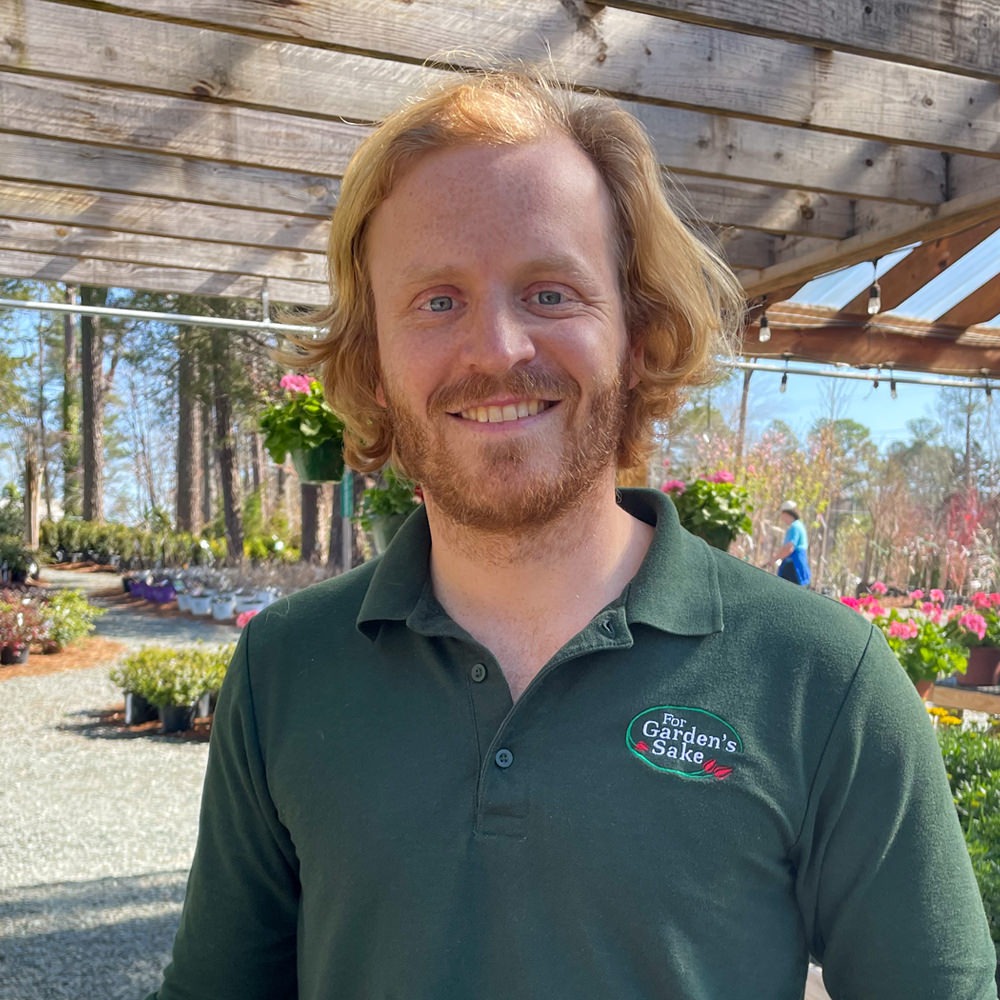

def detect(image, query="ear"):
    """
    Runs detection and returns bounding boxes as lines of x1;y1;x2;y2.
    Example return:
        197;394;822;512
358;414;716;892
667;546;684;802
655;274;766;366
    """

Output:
627;340;644;390
374;381;387;408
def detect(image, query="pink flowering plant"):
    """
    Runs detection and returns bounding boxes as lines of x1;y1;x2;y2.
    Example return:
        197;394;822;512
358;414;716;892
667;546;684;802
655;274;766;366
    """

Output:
840;588;974;684
661;471;753;550
258;374;345;465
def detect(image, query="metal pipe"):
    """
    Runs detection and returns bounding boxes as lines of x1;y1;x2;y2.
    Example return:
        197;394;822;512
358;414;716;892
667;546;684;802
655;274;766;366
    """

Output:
725;359;992;392
0;296;318;336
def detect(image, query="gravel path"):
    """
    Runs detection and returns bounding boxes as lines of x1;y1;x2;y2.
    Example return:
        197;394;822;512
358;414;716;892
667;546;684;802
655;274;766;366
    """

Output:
0;568;236;1000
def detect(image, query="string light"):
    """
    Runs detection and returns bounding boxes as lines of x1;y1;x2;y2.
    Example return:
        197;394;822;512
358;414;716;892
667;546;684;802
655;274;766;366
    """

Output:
780;357;789;393
891;376;897;399
873;365;880;390
867;258;882;316
758;312;771;343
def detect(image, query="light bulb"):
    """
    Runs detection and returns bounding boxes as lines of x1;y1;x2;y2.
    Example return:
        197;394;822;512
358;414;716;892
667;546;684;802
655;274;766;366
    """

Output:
780;372;787;393
890;378;897;399
867;283;881;315
758;314;771;343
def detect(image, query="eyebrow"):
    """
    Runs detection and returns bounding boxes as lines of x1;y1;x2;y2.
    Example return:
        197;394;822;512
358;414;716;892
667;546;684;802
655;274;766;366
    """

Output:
396;254;601;290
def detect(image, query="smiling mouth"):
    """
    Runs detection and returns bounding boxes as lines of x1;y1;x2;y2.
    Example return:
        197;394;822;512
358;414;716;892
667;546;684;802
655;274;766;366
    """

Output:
455;400;553;424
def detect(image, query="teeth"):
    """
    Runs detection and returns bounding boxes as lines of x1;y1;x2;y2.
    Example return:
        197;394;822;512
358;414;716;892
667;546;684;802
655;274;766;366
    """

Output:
460;400;546;423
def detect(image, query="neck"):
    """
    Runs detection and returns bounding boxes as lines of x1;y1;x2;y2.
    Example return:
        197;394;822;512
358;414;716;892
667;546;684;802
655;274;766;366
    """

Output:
423;482;654;696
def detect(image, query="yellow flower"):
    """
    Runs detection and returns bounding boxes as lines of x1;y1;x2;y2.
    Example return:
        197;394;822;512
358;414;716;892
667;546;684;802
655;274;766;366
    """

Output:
940;715;963;726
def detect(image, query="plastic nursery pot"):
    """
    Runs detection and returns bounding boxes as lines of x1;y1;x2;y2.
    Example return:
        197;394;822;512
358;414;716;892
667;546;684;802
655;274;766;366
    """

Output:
290;439;344;484
0;644;29;665
158;704;197;734
124;691;158;726
958;646;1000;687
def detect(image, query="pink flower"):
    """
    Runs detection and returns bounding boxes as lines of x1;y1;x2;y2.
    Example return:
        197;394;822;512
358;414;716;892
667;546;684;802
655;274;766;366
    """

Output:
661;479;686;494
973;592;992;610
236;609;259;628
707;470;735;483
959;612;988;641
279;373;312;394
870;581;888;595
839;596;861;610
930;589;945;603
920;601;937;616
888;619;919;640
908;589;924;600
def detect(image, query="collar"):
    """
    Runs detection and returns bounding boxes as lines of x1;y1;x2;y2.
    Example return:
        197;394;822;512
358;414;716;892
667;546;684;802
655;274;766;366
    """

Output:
357;488;724;640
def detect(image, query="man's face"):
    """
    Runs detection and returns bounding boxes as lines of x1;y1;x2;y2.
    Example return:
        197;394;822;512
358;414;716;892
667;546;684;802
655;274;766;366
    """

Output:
367;134;635;532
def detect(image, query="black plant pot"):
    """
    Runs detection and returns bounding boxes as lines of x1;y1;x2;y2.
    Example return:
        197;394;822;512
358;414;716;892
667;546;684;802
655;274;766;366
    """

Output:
124;691;158;725
158;704;197;734
0;644;29;665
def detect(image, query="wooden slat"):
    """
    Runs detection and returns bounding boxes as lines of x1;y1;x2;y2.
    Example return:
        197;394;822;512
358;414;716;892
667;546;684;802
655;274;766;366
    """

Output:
0;180;329;252
0;133;339;216
607;0;1000;80
0;71;369;176
0;249;327;305
0;219;327;283
34;0;997;155
1;70;962;207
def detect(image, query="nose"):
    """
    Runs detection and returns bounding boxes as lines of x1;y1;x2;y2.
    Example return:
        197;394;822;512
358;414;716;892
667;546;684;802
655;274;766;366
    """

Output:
461;295;536;374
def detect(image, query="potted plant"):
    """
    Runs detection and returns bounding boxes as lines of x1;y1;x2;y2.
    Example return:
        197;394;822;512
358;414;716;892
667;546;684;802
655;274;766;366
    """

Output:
956;592;1000;687
355;467;421;554
110;644;233;733
37;588;105;652
841;590;977;695
0;594;43;665
661;471;753;551
259;373;346;484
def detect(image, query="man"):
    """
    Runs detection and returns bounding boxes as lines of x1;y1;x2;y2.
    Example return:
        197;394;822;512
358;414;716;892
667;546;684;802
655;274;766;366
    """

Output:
147;71;996;999
777;499;811;586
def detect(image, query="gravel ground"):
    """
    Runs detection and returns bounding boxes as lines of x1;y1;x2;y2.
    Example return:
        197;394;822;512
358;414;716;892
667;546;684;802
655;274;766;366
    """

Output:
0;569;234;1000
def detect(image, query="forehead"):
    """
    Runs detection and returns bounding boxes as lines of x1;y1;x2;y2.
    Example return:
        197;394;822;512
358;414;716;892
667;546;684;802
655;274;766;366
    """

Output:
365;135;619;274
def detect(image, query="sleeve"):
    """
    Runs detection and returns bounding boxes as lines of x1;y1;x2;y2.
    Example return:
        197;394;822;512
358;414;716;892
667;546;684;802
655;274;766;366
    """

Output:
793;628;997;999
146;626;301;1000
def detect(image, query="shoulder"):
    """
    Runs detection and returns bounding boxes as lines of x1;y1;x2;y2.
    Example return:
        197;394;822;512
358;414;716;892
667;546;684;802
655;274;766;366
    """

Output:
711;550;880;673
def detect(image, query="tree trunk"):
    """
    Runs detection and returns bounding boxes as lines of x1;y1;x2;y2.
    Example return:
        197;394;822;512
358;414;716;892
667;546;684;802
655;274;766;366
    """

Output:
176;328;203;533
210;331;243;563
24;454;41;550
80;285;107;522
735;367;753;476
61;285;82;517
300;483;321;563
201;397;214;528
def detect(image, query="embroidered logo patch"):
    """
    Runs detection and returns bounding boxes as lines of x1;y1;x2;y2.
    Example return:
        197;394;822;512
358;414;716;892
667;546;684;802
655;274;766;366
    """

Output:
626;705;743;779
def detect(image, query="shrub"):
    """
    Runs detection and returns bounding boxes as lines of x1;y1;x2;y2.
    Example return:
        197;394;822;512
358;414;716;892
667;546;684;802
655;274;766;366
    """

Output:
39;589;106;651
939;725;1000;956
110;643;235;708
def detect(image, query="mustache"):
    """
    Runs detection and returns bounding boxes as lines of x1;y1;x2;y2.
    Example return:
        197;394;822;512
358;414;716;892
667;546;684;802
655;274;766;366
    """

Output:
430;368;579;414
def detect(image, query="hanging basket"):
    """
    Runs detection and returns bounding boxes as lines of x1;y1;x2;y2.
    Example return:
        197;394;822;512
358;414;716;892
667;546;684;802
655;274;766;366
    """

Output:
290;439;344;485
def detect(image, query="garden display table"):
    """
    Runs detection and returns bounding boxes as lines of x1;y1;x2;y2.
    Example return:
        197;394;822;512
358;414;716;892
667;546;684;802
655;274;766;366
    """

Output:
929;684;1000;716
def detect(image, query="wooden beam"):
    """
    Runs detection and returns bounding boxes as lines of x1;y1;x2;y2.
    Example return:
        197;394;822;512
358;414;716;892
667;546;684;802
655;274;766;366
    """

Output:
0;133;340;217
935;277;1000;329
741;303;1000;375
605;0;1000;81
739;190;1000;297
0;180;329;252
40;0;998;154
839;220;1000;315
0;249;327;305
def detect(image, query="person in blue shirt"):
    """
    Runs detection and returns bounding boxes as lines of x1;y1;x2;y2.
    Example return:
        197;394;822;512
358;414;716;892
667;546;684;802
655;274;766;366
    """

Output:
777;499;811;586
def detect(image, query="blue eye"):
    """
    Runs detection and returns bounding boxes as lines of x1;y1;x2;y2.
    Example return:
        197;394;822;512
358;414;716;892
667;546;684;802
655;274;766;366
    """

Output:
427;295;453;312
536;290;564;305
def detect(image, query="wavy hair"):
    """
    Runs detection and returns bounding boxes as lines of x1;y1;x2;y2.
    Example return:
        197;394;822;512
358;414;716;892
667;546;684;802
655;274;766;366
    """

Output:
288;68;745;473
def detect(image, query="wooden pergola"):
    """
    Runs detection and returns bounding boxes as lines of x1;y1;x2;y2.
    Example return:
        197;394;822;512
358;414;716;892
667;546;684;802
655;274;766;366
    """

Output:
2;0;998;375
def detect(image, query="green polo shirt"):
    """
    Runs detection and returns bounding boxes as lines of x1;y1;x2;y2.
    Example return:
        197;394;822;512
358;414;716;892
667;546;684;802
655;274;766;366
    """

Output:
150;489;996;1000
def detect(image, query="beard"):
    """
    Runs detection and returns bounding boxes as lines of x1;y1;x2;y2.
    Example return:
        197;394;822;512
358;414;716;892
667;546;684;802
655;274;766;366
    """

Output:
382;359;631;534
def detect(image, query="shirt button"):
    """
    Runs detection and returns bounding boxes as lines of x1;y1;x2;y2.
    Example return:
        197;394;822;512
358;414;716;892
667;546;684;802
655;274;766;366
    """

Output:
471;662;487;683
495;748;514;769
